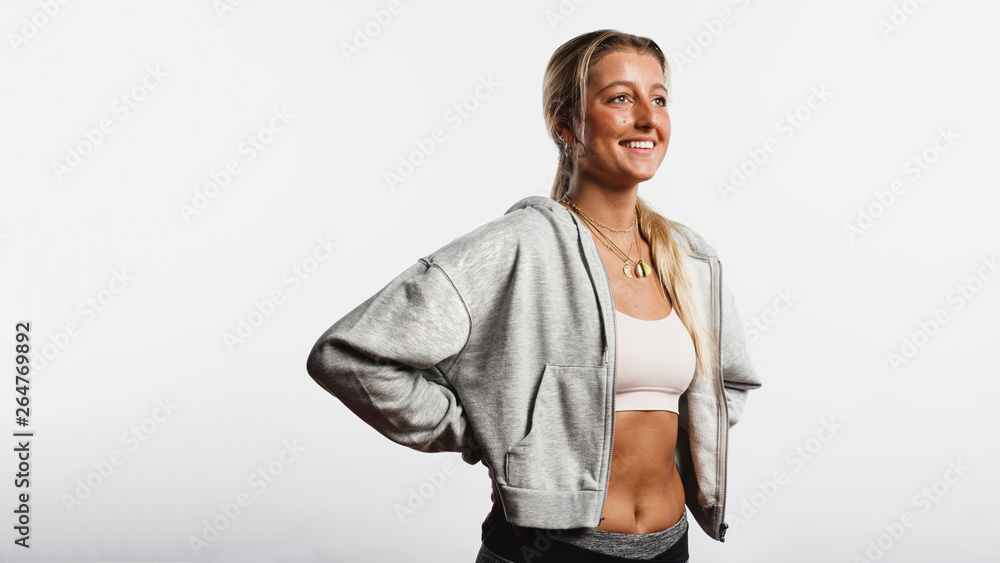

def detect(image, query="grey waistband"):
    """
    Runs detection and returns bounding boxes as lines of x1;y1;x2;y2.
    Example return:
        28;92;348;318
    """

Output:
548;508;688;559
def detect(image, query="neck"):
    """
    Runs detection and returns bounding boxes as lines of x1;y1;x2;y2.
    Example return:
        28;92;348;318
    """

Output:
563;178;638;230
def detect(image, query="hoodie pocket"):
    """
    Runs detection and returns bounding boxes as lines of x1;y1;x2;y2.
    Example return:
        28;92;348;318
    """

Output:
505;363;608;491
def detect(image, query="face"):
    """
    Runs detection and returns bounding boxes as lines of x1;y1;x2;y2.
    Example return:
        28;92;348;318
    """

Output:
566;50;671;189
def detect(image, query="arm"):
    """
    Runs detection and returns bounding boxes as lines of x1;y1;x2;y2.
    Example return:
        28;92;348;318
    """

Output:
720;283;763;429
306;258;481;462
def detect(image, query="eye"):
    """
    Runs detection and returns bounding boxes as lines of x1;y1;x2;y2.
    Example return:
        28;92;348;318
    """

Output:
610;93;629;103
654;96;668;107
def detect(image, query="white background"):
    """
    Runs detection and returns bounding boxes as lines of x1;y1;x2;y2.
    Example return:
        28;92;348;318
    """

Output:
2;0;998;561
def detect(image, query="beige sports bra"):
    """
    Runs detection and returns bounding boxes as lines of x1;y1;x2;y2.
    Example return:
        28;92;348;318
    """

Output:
614;308;696;413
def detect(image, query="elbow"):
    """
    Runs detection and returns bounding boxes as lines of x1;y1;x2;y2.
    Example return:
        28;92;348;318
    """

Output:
305;338;338;388
305;335;369;400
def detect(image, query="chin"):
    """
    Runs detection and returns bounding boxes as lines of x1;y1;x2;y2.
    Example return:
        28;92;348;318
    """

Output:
629;169;659;183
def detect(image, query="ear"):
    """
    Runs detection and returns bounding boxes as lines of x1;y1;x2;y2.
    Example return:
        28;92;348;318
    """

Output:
554;123;574;145
548;103;572;141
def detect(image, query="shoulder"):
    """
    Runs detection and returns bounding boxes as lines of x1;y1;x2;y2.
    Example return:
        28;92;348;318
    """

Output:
424;195;574;270
502;195;575;235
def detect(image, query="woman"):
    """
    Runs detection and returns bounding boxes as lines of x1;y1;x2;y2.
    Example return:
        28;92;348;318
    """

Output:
306;29;761;562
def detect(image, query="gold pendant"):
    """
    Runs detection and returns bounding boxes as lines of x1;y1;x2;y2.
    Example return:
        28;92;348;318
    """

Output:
623;264;633;278
638;260;652;277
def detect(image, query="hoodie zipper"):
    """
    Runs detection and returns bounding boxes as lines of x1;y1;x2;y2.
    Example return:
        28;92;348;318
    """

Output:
714;258;730;542
600;264;618;528
569;203;618;528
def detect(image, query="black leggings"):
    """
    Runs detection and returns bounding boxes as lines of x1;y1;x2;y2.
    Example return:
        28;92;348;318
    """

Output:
476;510;689;563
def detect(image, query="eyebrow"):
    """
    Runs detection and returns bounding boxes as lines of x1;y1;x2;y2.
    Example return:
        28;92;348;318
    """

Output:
595;80;668;96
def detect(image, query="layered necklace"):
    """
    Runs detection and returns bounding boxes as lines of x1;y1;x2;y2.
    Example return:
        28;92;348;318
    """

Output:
561;196;652;279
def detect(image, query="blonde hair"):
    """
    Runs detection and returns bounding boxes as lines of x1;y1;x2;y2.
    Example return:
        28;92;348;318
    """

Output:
542;29;717;382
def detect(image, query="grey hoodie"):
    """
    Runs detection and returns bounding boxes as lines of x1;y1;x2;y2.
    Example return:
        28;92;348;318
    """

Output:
306;195;762;542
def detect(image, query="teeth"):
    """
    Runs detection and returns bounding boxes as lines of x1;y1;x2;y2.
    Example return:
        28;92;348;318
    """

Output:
623;141;654;149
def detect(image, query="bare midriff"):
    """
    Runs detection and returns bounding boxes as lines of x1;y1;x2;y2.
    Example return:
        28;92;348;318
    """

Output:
595;410;684;534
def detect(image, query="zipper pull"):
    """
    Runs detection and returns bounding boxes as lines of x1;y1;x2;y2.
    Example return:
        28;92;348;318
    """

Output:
719;522;728;542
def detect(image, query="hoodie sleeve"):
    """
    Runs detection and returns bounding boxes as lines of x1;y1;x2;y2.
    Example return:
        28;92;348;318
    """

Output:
305;258;480;461
719;283;763;429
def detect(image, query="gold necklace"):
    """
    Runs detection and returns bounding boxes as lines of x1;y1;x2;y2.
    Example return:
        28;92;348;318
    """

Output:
577;211;636;275
571;204;651;279
560;196;635;233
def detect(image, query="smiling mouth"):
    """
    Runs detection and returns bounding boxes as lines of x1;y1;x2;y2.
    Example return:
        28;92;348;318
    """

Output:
620;140;655;149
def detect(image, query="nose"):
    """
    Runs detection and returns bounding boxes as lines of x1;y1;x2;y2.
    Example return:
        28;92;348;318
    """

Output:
633;98;658;130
